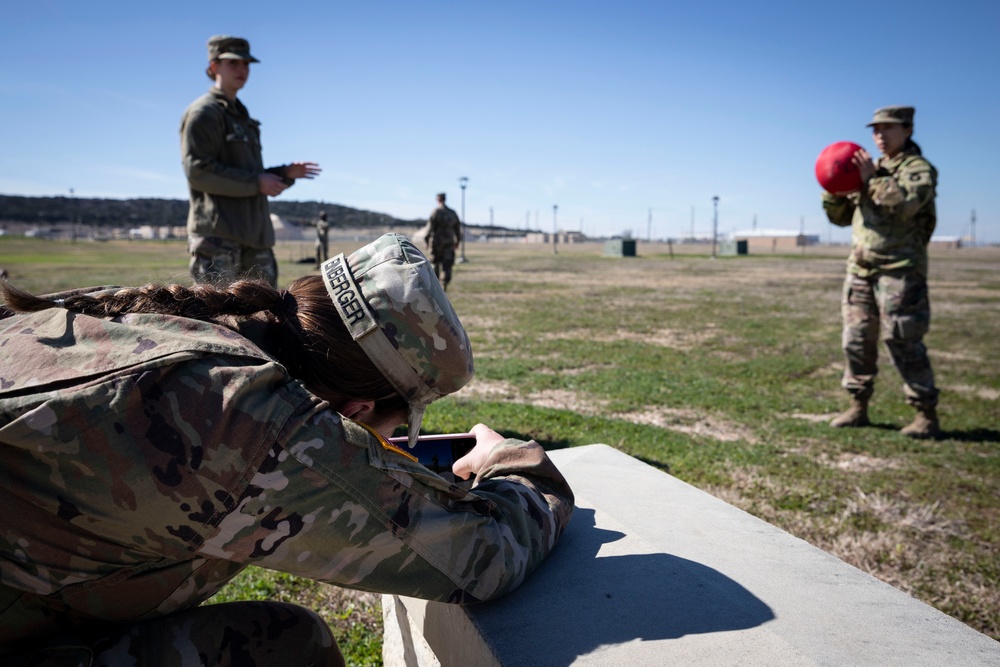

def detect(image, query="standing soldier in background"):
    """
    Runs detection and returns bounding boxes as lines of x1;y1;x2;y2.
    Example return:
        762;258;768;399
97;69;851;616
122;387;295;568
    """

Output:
822;106;941;439
425;192;463;290
315;210;331;266
180;35;321;288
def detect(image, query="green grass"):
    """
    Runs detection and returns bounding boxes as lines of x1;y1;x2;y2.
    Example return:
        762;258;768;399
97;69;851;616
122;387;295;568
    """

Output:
3;236;999;658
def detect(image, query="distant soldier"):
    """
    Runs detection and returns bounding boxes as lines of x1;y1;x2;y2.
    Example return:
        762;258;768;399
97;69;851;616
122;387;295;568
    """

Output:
315;211;330;265
180;35;321;288
822;106;941;438
424;192;463;290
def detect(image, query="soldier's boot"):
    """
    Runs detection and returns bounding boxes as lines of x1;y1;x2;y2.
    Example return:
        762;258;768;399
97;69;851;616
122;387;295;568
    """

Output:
830;396;870;428
900;405;940;439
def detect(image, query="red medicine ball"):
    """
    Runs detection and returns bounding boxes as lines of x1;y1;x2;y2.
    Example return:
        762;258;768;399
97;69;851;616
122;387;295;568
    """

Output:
815;141;863;194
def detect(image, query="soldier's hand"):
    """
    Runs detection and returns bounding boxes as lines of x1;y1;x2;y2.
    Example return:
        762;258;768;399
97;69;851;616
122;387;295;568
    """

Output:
285;162;322;180
851;148;876;186
452;423;505;481
258;173;288;197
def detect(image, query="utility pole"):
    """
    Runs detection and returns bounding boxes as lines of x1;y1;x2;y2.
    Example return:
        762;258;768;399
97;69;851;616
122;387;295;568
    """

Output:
971;209;977;248
552;205;558;254
711;196;719;259
647;208;652;242
458;177;468;263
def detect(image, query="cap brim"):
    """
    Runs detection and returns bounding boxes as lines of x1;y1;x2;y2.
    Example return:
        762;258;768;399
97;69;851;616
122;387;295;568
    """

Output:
218;53;260;63
866;119;906;127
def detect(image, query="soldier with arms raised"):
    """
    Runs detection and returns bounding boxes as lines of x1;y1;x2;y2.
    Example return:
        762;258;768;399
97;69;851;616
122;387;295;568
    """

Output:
822;106;941;438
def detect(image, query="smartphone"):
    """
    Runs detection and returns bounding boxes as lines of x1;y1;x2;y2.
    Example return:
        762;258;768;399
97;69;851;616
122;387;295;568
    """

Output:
388;432;477;477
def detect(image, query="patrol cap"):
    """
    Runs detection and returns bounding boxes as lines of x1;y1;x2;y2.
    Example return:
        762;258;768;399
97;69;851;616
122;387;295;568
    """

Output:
867;106;914;127
207;35;259;63
321;234;474;448
437;192;447;201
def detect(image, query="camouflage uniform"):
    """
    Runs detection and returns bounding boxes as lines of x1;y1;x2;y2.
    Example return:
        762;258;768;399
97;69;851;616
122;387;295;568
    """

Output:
822;126;939;409
315;213;330;265
0;238;574;662
425;199;463;288
181;40;295;289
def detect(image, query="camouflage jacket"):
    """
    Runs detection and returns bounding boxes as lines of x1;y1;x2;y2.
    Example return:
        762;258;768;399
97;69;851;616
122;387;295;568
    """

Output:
0;302;573;650
426;205;462;250
821;144;937;277
180;88;293;249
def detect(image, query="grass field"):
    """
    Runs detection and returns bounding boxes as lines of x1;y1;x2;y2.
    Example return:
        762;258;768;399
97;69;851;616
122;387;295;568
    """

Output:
2;236;998;663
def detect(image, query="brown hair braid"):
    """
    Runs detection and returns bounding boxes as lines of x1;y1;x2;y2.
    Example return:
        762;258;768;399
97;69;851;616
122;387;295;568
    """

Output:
0;277;408;420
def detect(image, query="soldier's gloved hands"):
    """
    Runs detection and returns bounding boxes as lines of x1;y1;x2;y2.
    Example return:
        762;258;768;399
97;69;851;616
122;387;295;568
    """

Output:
285;162;322;180
258;173;288;197
453;423;505;481
851;148;876;188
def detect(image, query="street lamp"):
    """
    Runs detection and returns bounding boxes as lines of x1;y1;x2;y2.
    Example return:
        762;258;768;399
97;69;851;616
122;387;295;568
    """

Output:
552;204;558;255
458;177;469;263
711;196;719;259
69;187;76;243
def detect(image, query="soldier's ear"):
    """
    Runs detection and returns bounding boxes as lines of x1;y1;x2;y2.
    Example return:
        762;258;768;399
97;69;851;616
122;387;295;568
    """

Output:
338;399;376;422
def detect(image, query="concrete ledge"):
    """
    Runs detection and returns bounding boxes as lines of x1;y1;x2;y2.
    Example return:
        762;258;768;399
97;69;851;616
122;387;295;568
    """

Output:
384;444;1000;666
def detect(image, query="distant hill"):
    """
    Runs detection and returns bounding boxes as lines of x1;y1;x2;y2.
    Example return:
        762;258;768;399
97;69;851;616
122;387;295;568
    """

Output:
0;194;423;230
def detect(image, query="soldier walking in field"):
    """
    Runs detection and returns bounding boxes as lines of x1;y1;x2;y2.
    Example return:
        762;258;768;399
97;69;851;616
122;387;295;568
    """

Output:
424;192;463;290
822;106;941;439
315;210;330;266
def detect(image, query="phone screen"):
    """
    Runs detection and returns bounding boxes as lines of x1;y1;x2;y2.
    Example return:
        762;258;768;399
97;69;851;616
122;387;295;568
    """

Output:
388;433;477;477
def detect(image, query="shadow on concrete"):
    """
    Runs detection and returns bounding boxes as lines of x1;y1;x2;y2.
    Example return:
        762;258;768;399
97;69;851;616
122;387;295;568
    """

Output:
471;507;775;665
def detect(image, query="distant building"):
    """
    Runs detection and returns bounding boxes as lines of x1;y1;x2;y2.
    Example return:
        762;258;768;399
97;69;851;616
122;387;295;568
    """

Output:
524;230;586;244
730;229;820;253
270;214;306;241
928;236;961;249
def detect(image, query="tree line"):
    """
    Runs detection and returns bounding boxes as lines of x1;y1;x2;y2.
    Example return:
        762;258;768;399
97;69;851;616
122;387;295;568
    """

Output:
0;195;421;229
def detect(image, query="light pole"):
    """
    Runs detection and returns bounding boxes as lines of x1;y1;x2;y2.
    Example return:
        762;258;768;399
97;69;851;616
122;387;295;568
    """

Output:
69;187;76;243
552;204;558;254
711;196;719;259
458;176;468;263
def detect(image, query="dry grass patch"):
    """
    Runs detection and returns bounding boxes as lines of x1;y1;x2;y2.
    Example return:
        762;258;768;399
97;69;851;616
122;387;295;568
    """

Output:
459;380;757;444
947;384;1000;401
542;326;717;350
614;407;758;443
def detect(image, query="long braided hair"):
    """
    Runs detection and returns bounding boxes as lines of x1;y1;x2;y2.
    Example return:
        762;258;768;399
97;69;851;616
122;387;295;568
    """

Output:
0;276;408;418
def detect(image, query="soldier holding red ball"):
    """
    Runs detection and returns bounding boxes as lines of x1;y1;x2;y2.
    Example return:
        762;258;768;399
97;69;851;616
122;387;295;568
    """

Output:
821;106;941;439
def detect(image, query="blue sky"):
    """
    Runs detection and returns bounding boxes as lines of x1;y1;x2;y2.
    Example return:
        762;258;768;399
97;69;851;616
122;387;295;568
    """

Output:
2;1;998;243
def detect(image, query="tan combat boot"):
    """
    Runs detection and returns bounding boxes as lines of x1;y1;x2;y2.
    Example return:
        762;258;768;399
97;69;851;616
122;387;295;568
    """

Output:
900;406;940;439
830;396;870;428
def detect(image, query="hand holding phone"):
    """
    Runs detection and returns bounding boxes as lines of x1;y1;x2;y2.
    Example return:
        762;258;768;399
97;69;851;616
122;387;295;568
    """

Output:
388;424;506;481
452;424;506;481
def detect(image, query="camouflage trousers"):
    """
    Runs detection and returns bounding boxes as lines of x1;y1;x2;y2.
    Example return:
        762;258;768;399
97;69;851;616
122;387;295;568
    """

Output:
315;240;330;266
0;602;343;667
189;235;278;288
839;271;938;408
430;245;457;287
